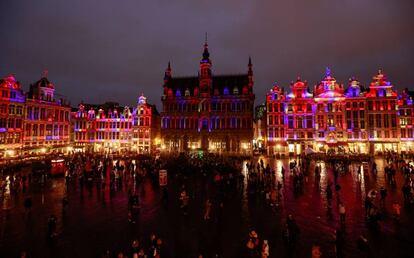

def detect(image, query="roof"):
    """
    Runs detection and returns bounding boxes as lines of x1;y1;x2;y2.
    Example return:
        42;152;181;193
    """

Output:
33;77;54;89
165;74;249;95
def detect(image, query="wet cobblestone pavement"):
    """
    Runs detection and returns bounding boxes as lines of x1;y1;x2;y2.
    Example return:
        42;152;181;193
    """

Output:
1;158;414;258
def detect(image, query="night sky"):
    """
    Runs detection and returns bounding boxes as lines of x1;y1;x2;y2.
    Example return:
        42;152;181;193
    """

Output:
1;0;413;109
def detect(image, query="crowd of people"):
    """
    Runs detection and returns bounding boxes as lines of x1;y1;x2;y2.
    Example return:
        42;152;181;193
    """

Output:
1;150;414;257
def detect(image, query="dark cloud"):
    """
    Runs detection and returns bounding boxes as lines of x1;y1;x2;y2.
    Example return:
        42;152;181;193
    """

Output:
0;0;413;108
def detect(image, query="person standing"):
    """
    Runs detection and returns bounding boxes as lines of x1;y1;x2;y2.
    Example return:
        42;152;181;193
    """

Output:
379;186;387;207
261;240;269;258
203;199;212;220
339;203;346;224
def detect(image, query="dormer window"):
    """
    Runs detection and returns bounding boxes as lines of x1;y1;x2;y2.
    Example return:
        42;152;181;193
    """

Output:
233;87;239;95
224;87;229;95
176;90;181;97
185;88;190;96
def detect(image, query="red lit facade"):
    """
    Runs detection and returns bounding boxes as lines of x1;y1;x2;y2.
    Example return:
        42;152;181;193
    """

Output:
160;43;255;154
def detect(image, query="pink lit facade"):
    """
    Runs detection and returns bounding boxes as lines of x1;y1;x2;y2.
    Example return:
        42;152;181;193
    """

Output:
0;75;25;157
23;74;71;154
72;95;159;154
266;69;414;155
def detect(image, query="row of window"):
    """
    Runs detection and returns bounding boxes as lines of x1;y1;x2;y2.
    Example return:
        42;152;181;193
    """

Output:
367;100;396;111
25;124;69;137
401;128;414;139
0;104;24;115
367;114;397;128
161;117;253;130
27;107;70;122
163;101;253;113
0;132;21;144
0;118;23;129
1;90;18;99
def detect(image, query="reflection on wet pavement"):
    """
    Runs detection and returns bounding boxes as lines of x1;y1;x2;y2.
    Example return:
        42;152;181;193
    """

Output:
1;158;413;258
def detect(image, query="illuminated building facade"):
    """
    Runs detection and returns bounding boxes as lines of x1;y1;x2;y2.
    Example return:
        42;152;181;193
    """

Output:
345;77;368;153
266;69;414;155
366;70;399;153
313;69;347;152
72;102;132;153
72;95;159;154
266;84;286;154
0;75;25;157
132;95;160;153
398;89;414;152
160;42;255;154
23;73;71;153
287;78;315;154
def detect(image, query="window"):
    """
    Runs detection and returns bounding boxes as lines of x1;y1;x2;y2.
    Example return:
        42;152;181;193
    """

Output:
376;114;381;128
327;103;333;112
15;119;22;129
368;101;373;111
0;104;6;114
2;90;8;98
268;103;273;113
317;115;324;128
273;103;278;112
7;118;14;128
336;115;343;128
33;124;38;136
297;117;303;129
391;114;397;127
223;87;229;95
288;116;293;129
268;115;273;125
327;115;334;127
307;104;312;112
368;114;374;128
9;105;15;115
384;114;389;128
16;106;23;115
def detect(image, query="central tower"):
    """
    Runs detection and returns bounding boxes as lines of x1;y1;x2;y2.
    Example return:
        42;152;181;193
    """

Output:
199;40;212;96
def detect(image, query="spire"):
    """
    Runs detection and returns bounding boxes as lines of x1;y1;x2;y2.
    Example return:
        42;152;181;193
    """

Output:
201;34;210;64
247;56;253;89
164;61;172;81
248;56;253;76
